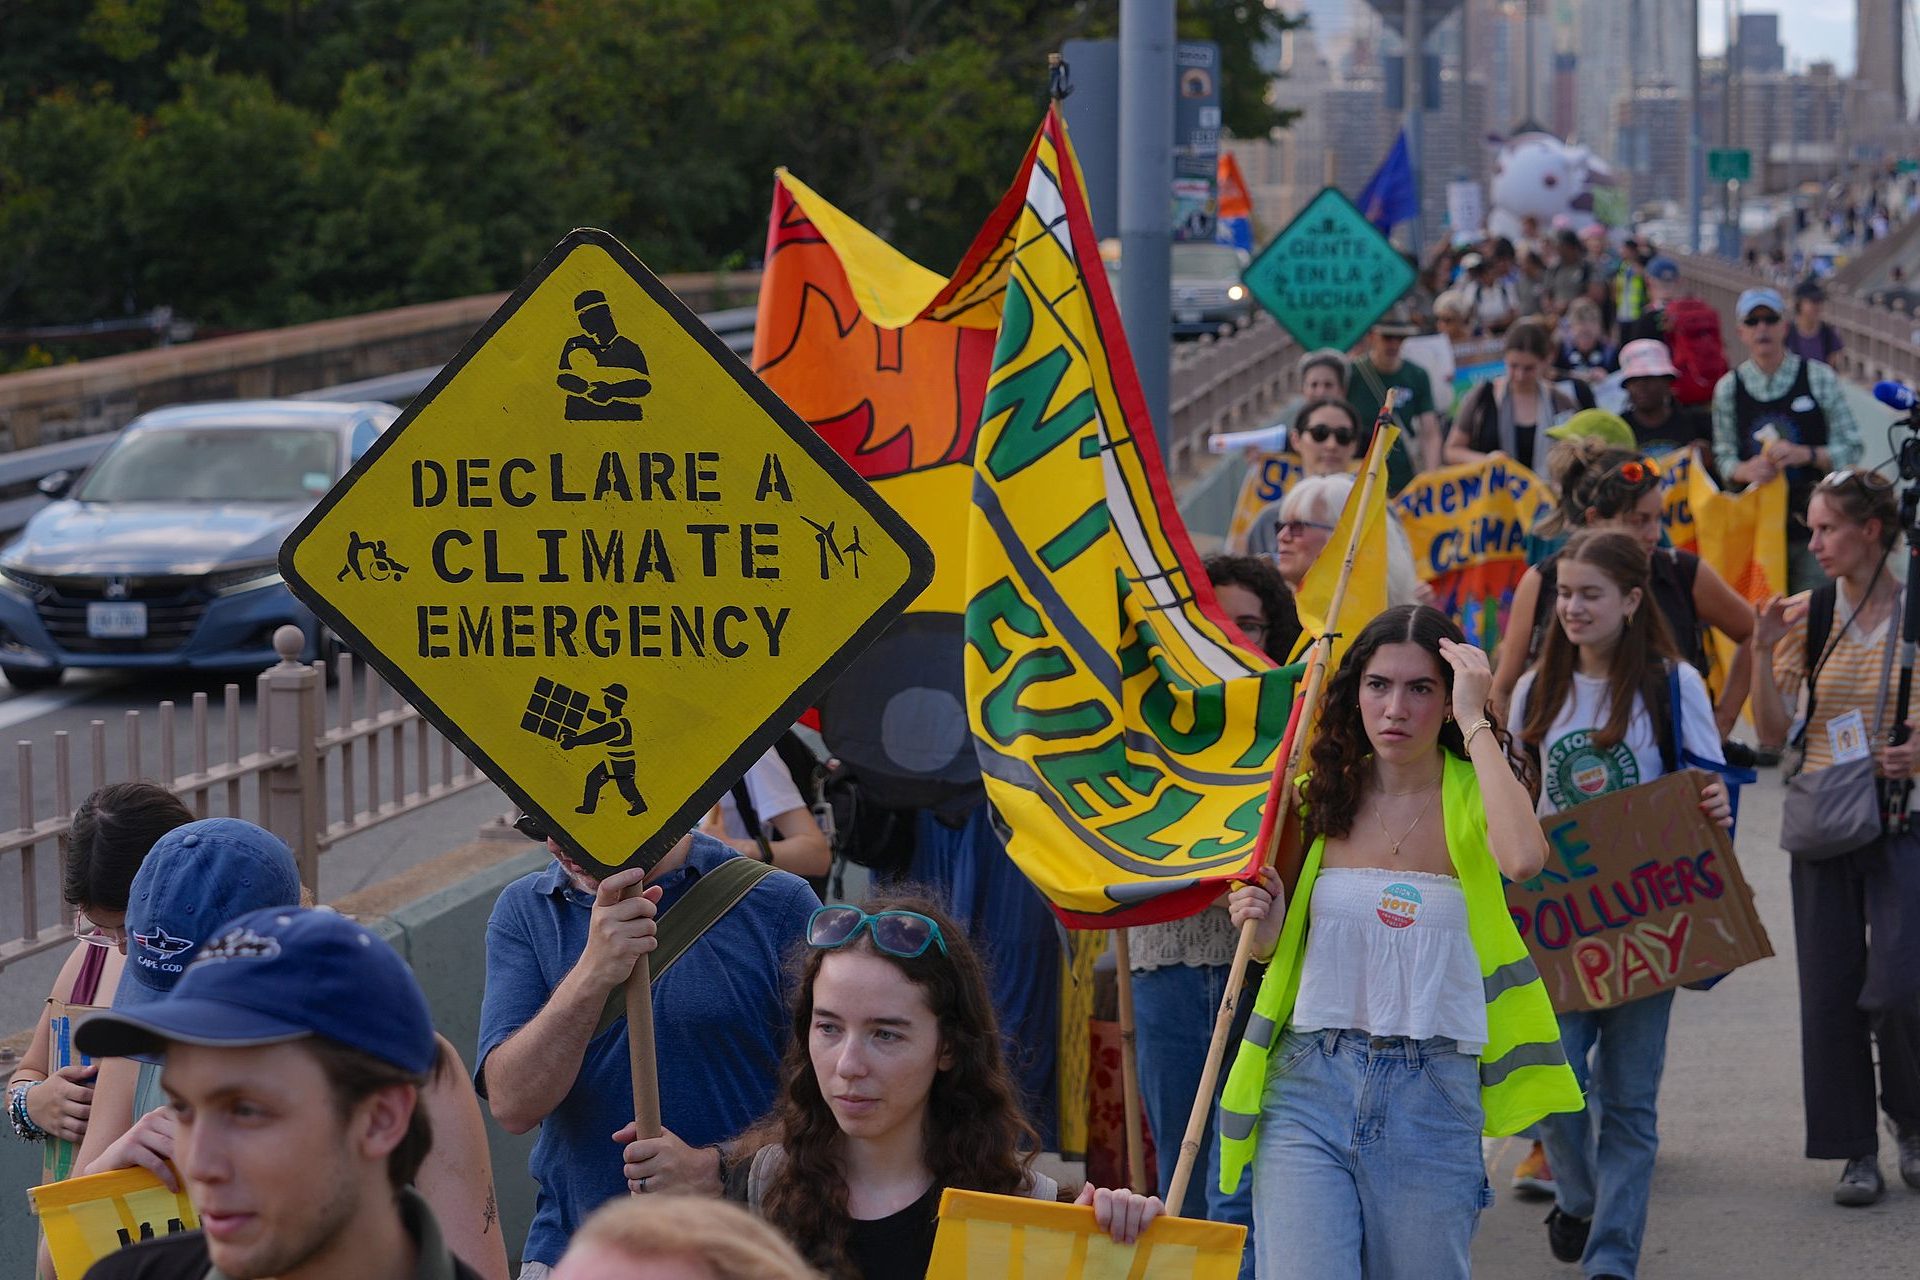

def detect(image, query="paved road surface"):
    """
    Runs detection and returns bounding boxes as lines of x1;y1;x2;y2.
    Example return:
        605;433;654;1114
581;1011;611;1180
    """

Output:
1471;766;1920;1277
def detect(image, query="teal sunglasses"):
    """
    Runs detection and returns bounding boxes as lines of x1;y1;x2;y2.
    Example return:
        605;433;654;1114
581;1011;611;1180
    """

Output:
806;905;949;959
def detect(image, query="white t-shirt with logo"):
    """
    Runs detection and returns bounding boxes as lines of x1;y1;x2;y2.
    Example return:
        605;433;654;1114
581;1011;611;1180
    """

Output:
1511;664;1721;815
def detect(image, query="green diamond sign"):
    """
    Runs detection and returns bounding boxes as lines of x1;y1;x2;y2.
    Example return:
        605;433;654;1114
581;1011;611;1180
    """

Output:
1242;187;1416;353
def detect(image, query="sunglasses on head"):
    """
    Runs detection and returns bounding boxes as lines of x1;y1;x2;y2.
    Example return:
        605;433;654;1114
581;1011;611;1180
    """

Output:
808;905;949;959
1302;424;1356;446
1817;468;1894;494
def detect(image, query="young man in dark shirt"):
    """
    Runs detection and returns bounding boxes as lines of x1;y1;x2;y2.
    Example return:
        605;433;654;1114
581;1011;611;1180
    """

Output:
78;908;481;1280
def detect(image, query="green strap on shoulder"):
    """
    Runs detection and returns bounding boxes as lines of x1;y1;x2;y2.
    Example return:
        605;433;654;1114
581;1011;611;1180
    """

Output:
593;856;778;1037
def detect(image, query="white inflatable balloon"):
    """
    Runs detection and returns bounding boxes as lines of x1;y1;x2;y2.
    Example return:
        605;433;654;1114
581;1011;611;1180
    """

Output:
1487;132;1616;242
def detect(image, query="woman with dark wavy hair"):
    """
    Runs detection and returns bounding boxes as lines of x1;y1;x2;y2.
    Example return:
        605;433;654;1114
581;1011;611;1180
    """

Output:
738;893;1159;1279
1215;605;1581;1280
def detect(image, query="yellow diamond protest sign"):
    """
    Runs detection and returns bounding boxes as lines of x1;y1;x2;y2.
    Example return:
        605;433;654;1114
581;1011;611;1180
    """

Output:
281;229;933;873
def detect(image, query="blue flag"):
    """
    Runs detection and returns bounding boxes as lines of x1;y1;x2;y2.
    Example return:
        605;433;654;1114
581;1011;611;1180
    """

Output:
1356;130;1417;232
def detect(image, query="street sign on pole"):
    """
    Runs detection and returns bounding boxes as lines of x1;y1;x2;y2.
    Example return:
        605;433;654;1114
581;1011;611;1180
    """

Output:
1708;148;1752;183
281;228;933;875
1240;187;1417;353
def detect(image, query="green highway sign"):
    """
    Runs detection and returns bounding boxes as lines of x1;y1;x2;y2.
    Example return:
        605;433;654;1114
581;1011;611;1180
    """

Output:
1241;187;1416;353
1708;148;1751;183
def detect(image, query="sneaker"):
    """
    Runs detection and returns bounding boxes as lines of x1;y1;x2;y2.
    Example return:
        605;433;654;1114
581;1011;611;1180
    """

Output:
1834;1155;1885;1207
1511;1141;1557;1200
1892;1120;1920;1190
1545;1206;1590;1263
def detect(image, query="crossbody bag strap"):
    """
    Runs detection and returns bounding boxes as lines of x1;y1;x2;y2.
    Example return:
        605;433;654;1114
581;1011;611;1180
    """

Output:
593;856;778;1037
1870;578;1904;741
1795;584;1845;750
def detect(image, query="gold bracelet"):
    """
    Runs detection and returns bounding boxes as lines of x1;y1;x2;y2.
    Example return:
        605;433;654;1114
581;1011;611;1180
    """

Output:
1461;717;1494;751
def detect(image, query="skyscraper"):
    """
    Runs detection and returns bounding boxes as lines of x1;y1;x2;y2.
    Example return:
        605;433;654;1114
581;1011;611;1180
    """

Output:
1736;13;1785;75
1857;0;1907;115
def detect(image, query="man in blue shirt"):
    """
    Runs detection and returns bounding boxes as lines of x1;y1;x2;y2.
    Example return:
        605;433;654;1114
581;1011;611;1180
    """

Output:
477;828;817;1275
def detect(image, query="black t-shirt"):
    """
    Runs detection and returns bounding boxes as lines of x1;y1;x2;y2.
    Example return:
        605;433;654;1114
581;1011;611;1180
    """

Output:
82;1233;210;1280
845;1182;943;1280
83;1193;483;1280
1623;402;1711;456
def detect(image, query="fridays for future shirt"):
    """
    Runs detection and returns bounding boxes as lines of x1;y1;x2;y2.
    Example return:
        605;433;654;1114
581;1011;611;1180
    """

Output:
1510;664;1722;815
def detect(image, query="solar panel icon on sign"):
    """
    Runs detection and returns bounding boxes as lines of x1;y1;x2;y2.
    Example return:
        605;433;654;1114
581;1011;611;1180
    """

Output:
521;676;598;740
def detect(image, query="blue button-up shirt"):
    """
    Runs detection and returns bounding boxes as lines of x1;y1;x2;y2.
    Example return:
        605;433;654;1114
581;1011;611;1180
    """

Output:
476;833;817;1265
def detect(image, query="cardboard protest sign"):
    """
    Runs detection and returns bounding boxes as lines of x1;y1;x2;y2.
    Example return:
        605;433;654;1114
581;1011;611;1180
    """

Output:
1392;455;1554;650
282;229;934;873
1506;771;1773;1012
30;1167;200;1279
929;1189;1244;1280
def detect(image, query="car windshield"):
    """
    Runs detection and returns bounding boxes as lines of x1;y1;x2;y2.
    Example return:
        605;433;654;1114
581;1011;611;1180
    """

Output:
1171;244;1245;281
75;427;340;503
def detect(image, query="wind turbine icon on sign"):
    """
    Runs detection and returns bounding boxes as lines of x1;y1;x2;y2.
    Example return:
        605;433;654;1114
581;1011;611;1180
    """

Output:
800;516;866;580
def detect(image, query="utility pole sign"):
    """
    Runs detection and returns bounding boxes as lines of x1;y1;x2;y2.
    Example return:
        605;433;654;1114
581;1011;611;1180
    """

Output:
281;228;933;875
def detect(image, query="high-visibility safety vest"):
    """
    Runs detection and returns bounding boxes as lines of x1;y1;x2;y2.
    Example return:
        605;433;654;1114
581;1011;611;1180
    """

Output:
1218;750;1583;1194
1615;264;1648;322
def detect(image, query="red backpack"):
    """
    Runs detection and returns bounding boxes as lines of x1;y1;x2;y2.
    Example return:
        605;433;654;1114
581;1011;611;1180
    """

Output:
1663;297;1729;406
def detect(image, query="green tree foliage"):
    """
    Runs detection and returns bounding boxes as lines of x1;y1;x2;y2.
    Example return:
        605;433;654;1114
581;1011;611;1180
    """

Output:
0;0;1291;333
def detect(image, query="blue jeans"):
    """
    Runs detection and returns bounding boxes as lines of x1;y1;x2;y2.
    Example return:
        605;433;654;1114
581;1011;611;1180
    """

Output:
1251;1029;1490;1280
1132;963;1255;1280
1537;989;1676;1280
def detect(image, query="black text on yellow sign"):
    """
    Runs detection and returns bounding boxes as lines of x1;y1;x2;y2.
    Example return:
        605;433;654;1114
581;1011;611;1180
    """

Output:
281;229;933;873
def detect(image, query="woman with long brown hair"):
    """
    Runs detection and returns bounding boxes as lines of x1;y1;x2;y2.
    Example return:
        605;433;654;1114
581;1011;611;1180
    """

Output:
1217;605;1581;1279
1492;440;1756;737
738;894;1159;1279
1510;530;1732;1279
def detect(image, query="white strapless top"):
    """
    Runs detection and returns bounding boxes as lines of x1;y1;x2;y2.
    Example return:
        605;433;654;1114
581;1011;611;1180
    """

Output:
1290;867;1489;1054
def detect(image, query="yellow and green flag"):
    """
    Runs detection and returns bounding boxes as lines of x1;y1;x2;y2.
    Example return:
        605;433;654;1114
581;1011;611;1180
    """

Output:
962;107;1300;927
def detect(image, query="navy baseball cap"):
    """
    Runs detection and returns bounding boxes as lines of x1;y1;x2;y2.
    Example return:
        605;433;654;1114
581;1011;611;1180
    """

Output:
77;907;438;1076
1646;256;1680;282
118;818;303;1009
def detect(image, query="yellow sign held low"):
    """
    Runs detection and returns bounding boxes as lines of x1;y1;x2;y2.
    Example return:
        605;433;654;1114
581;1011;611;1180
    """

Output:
283;229;933;873
30;1167;199;1280
928;1189;1245;1280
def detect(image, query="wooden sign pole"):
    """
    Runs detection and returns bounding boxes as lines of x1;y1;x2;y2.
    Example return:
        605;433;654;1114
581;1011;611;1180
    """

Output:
625;883;662;1157
1111;928;1148;1195
1161;432;1388;1213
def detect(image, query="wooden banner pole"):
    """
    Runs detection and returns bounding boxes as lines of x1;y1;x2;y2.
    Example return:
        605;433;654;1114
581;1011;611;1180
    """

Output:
1162;428;1392;1213
625;882;663;1160
1112;928;1148;1195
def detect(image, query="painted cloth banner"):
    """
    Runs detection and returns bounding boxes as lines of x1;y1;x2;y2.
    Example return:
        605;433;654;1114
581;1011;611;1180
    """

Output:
963;107;1299;927
930;1189;1245;1280
1392;455;1555;651
1506;771;1773;1012
1224;451;1305;552
1655;446;1787;677
751;169;995;809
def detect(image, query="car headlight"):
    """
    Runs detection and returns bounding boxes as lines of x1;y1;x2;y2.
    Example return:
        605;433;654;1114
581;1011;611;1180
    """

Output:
1228;284;1247;301
207;563;285;596
0;563;52;600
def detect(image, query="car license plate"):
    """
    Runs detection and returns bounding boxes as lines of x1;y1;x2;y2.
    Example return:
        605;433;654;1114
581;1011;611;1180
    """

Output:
87;602;147;639
1177;309;1202;323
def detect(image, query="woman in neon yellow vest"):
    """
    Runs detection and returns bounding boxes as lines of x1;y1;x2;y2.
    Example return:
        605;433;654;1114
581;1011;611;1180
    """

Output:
1512;531;1732;1277
1217;604;1583;1279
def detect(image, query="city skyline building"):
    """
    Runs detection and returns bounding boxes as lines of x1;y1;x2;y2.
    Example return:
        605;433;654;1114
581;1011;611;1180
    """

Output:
1857;0;1907;114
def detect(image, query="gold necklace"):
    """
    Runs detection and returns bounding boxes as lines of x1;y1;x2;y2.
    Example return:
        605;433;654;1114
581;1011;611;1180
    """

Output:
1371;781;1440;856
